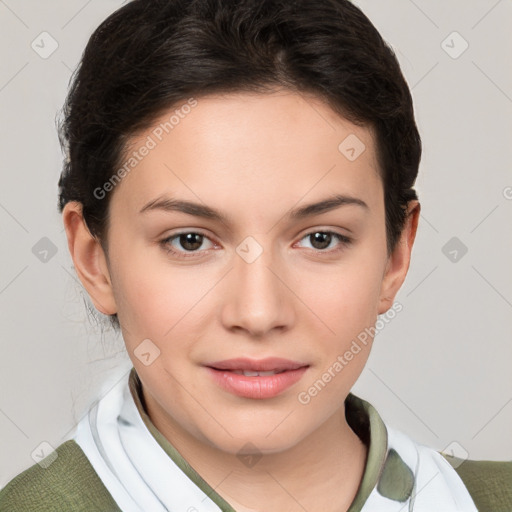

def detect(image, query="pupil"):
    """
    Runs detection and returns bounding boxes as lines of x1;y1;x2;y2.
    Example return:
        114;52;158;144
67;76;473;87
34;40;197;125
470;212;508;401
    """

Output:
311;232;330;250
181;233;202;251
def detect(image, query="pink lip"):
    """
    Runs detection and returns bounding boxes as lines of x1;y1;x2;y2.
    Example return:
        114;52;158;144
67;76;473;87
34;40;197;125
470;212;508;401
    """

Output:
205;357;308;372
203;358;309;399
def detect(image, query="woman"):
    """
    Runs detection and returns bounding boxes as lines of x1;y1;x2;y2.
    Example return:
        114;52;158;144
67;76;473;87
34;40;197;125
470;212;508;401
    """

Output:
1;0;510;510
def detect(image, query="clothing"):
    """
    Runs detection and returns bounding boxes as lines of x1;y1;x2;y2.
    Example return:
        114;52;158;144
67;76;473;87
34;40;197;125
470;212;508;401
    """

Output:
0;367;510;511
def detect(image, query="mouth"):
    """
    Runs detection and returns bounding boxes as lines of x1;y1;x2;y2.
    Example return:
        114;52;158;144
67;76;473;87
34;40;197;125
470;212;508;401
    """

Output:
203;358;310;399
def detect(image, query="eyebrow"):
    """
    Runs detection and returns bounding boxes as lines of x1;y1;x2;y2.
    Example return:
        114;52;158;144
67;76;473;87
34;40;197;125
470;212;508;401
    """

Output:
139;193;368;224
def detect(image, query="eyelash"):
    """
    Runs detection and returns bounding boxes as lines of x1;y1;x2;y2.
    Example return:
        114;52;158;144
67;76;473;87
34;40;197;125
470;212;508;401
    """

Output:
159;230;352;259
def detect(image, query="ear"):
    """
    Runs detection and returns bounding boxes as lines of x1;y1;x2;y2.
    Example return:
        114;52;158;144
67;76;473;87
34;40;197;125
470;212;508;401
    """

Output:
378;200;420;314
62;201;117;316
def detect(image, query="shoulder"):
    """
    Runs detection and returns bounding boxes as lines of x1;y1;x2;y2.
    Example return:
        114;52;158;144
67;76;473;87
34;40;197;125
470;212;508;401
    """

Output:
442;453;512;512
0;439;121;512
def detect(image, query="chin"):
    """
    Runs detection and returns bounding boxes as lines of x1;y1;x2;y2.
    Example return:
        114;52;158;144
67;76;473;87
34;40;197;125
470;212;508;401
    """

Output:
198;420;307;457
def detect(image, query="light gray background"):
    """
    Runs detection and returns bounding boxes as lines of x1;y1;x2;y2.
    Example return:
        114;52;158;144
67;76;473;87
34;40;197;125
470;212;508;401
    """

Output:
1;0;511;486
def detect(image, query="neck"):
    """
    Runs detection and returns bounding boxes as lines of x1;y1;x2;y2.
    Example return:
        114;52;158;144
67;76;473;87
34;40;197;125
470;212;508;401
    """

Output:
142;387;368;512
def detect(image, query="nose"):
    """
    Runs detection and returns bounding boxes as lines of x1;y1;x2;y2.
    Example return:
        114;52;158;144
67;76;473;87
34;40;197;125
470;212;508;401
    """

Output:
220;239;295;338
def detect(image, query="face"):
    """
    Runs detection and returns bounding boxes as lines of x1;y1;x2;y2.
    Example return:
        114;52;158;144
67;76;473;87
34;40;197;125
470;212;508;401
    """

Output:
65;90;418;456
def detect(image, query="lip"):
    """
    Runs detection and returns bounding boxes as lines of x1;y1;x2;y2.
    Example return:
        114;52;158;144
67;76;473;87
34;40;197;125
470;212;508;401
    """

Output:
205;357;308;372
203;358;310;399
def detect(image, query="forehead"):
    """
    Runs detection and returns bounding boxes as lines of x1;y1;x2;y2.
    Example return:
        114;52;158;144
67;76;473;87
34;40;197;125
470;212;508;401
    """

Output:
109;90;382;223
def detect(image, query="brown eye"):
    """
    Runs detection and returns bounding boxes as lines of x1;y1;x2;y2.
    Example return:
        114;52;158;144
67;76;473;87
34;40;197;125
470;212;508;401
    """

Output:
177;233;204;251
309;232;333;250
297;230;352;254
160;231;215;259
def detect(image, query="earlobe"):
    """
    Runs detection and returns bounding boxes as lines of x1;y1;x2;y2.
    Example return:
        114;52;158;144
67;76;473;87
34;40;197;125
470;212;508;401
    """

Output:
62;201;117;316
378;200;421;315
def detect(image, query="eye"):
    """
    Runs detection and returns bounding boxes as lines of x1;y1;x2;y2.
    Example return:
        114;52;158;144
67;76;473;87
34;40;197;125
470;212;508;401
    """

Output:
296;230;352;254
160;231;215;259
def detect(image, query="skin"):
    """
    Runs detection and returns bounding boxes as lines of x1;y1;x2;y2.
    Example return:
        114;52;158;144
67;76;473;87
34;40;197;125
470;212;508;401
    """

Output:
63;89;420;512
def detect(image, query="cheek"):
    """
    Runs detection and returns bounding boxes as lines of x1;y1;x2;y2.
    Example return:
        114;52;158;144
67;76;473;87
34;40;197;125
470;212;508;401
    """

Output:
111;247;217;350
296;263;383;399
298;252;385;335
108;244;173;336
